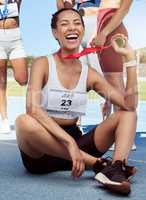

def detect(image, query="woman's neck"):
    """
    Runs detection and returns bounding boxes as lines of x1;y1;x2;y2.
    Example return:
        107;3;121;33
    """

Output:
56;48;79;66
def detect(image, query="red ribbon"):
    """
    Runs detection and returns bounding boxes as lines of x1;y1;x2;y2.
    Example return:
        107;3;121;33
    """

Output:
64;44;111;59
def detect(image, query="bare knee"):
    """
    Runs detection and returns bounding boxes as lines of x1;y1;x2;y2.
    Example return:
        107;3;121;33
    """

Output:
15;114;34;137
16;114;29;127
15;76;28;86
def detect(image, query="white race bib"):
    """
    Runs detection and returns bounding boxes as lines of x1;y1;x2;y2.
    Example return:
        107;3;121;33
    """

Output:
47;89;87;116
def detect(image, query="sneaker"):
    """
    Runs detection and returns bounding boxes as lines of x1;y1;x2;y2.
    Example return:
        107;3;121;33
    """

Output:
0;119;11;134
109;143;115;151
131;143;136;151
109;143;136;151
95;160;134;195
93;157;111;174
93;158;136;180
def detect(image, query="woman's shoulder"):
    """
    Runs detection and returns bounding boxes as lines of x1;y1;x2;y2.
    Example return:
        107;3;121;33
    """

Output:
31;56;49;75
32;56;48;67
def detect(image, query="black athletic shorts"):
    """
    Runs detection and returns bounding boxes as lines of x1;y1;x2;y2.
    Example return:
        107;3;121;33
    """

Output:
20;125;104;174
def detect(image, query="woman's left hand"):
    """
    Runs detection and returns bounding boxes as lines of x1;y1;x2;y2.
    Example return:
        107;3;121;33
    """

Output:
111;34;135;59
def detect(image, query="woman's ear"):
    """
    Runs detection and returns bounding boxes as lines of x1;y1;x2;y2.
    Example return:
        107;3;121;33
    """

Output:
52;29;58;40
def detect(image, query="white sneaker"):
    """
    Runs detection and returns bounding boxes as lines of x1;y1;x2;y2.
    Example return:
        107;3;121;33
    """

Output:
109;143;115;151
131;143;137;151
0;119;11;134
109;143;136;151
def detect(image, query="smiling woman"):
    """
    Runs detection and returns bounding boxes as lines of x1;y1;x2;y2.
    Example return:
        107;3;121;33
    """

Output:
15;8;138;195
51;8;85;50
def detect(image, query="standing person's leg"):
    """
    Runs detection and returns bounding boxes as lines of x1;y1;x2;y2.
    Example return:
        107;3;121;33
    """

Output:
99;22;127;108
0;58;11;133
0;59;8;120
10;39;28;86
98;22;136;150
10;58;28;85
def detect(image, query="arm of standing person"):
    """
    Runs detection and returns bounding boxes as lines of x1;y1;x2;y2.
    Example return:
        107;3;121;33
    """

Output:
56;0;65;9
26;57;85;177
88;34;138;111
90;0;132;46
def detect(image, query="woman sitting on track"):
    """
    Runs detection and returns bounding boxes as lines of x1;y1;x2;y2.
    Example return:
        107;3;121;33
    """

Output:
16;8;137;195
0;0;28;133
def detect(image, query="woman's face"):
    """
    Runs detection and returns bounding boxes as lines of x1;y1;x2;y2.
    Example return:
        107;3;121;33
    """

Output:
53;10;84;51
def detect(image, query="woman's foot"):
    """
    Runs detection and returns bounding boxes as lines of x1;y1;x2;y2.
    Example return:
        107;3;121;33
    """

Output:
94;160;136;195
0;119;11;134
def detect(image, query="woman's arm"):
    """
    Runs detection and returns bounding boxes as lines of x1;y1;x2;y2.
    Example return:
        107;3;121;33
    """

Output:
26;57;76;147
88;34;138;111
56;0;75;10
90;0;132;46
56;0;65;10
101;0;133;37
27;57;85;177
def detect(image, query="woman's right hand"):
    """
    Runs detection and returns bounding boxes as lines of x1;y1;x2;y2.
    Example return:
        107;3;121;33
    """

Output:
67;141;85;178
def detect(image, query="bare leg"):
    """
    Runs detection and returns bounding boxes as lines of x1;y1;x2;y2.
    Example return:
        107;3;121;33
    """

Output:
0;59;7;120
10;58;28;85
16;111;136;169
93;110;137;163
15;114;98;168
104;72;125;113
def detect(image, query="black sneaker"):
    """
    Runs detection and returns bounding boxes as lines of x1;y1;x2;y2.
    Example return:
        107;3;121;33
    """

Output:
93;157;111;174
95;160;133;195
93;158;136;180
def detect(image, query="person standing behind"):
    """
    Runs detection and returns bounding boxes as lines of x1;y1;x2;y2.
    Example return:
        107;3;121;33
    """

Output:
0;0;28;134
90;0;133;116
90;0;136;150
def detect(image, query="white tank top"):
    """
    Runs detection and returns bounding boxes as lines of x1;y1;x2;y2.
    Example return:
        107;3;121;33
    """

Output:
100;0;121;9
0;0;18;20
41;55;88;120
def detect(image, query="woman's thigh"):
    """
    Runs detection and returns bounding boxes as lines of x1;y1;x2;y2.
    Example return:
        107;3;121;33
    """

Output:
10;58;28;85
99;22;128;73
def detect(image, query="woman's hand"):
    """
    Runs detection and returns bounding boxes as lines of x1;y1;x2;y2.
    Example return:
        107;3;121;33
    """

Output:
111;34;135;60
64;0;75;8
67;141;85;178
90;31;107;47
100;100;112;120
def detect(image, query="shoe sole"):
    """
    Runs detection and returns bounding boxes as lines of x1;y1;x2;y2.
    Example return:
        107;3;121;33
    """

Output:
95;173;131;195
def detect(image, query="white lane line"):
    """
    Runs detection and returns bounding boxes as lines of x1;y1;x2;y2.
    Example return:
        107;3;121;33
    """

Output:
0;141;17;146
140;133;146;138
129;159;146;164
